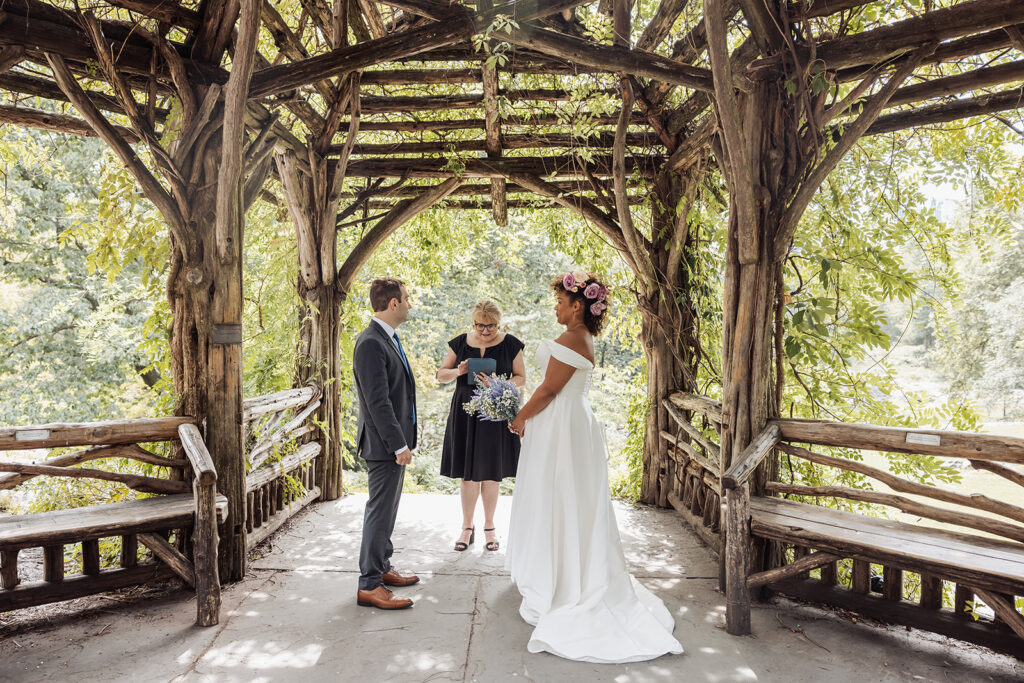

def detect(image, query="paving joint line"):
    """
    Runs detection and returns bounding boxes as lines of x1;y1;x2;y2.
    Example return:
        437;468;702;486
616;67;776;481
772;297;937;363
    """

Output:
172;572;278;681
460;575;482;683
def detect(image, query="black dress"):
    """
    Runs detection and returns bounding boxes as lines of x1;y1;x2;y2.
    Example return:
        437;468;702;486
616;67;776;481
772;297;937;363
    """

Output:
440;333;524;481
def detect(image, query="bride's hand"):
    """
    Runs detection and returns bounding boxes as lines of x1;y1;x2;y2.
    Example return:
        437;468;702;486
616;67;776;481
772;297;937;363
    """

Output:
508;414;525;438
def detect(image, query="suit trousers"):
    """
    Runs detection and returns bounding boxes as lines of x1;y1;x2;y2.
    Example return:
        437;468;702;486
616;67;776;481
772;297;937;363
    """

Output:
358;458;406;590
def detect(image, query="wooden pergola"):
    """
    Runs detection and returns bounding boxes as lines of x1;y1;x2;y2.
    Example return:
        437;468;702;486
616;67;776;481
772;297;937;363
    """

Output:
1;0;1023;646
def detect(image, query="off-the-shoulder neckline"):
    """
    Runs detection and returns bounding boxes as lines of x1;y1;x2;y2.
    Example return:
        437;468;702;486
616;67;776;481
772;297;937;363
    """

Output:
544;339;595;367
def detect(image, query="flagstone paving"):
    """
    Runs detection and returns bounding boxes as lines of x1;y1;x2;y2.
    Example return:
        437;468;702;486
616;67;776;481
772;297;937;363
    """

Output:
1;493;1021;682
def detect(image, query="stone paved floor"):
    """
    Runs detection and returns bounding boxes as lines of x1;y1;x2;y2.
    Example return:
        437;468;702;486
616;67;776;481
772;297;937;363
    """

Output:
1;493;1022;682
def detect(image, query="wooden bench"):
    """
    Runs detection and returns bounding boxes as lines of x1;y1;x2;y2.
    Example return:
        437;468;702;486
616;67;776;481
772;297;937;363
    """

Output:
748;496;1024;657
0;419;225;626
722;420;1024;659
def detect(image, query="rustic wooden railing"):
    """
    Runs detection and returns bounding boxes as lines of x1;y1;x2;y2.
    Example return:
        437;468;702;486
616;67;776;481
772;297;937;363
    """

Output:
660;392;724;552
724;419;1024;658
662;391;1024;658
0;418;225;626
242;385;323;550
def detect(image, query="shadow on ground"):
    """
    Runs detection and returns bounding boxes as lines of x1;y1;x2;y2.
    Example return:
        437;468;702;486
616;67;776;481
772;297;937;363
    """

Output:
1;494;1021;682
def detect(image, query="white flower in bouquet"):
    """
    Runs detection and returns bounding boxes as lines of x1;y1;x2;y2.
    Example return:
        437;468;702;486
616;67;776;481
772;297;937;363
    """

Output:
462;374;521;422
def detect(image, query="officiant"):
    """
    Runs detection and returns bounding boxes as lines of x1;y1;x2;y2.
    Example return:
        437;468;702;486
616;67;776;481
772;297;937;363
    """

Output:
436;300;525;552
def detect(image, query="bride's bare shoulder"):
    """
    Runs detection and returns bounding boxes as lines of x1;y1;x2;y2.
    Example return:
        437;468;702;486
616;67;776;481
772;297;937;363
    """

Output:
554;330;595;363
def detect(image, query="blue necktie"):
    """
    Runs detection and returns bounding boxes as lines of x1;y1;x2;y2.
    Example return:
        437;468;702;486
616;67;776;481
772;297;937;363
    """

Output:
393;332;415;424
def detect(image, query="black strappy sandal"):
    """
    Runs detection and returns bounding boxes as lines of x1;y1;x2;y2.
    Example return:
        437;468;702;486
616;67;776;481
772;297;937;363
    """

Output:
454;527;475;551
484;527;499;552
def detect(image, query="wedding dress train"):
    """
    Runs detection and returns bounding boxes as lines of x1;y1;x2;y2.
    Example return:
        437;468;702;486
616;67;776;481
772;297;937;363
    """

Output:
506;340;684;663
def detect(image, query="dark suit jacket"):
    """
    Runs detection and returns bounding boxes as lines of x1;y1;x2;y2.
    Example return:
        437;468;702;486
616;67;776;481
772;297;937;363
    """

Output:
353;321;417;461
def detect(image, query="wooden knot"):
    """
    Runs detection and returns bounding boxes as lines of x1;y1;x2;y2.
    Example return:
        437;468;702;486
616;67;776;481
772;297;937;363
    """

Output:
185;268;204;285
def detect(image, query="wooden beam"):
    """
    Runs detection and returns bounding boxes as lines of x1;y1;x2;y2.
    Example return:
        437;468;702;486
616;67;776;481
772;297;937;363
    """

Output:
499;24;715;92
0;0;225;83
771;417;1024;463
138;532;195;587
106;0;201;30
805;0;1024;71
500;171;635;263
746;551;841;589
0;45;26;74
248;0;591;98
725;484;751;635
336;177;463;294
0;462;188;495
346;113;646;133
343;155;665;178
0;104;140;142
722;424;780;489
46;54;188;244
338;132;661;156
342;178;640;197
637;0;690;52
668;391;723;425
479;0;507;225
178;424;218;486
884;60;1024;109
864;87;1024;137
972;588;1024;640
0;443;185;491
365;196;645;210
360;68;480;84
0;417;192;450
661;430;720;477
777;442;1024;526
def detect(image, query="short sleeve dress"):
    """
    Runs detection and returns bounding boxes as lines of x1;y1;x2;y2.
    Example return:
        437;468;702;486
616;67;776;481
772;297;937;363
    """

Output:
440;333;525;481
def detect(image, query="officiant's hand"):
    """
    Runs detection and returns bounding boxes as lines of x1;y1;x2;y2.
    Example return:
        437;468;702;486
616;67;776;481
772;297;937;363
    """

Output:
457;360;469;376
508;414;525;438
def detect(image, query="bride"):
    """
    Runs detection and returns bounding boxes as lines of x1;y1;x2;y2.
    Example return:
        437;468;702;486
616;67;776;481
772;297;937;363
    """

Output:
506;271;683;663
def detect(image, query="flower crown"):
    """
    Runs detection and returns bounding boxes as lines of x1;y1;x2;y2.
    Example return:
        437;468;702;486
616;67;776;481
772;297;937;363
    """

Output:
561;271;608;316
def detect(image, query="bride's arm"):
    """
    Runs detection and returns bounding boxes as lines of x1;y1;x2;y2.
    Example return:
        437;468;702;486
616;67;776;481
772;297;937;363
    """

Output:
508;358;574;436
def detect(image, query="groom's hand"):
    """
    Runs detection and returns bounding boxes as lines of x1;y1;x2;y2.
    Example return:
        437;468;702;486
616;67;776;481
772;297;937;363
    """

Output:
395;448;414;466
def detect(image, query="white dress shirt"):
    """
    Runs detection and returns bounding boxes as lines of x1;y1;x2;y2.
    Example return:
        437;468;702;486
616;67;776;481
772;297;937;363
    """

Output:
372;316;410;457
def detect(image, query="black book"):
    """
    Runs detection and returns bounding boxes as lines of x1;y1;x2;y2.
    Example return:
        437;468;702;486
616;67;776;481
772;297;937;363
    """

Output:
467;357;497;385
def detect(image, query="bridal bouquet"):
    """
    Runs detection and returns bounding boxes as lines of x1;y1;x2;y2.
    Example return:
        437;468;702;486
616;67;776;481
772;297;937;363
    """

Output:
463;374;521;422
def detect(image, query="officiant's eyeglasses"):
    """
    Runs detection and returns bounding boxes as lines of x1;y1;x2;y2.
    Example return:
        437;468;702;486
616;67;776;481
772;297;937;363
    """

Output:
474;322;497;331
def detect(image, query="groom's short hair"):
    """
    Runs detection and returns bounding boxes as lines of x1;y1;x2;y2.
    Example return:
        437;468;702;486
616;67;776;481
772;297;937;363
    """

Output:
369;277;405;312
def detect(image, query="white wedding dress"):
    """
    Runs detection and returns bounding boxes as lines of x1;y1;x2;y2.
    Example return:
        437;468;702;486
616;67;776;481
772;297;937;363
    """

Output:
506;340;684;663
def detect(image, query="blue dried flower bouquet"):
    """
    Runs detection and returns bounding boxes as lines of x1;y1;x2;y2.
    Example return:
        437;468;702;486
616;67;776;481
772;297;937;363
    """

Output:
462;374;521;422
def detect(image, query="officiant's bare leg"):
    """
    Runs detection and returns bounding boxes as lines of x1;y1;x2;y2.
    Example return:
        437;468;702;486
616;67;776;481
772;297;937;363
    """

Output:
481;481;499;548
458;479;480;546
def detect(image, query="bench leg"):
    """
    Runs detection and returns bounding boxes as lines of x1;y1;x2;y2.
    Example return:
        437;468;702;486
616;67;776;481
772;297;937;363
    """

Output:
194;479;221;627
725;485;751;636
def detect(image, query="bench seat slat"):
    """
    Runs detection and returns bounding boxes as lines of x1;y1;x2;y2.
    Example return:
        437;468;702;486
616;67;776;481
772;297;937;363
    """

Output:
0;494;228;551
750;496;1024;596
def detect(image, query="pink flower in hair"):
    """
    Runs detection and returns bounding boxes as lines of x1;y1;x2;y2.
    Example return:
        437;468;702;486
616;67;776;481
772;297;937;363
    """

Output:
590;301;607;316
597;285;608;302
562;273;578;291
583;283;601;299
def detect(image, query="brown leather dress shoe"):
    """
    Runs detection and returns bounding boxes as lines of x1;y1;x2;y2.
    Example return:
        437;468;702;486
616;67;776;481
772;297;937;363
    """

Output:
382;568;420;587
357;586;413;610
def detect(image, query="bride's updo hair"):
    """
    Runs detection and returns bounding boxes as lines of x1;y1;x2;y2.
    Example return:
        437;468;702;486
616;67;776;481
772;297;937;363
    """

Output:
551;271;610;336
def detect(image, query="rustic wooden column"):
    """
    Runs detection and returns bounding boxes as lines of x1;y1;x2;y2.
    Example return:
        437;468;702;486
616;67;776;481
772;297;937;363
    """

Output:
275;71;360;502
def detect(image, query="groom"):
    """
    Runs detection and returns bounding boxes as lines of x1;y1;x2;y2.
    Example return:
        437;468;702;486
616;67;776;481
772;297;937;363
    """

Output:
353;277;419;610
